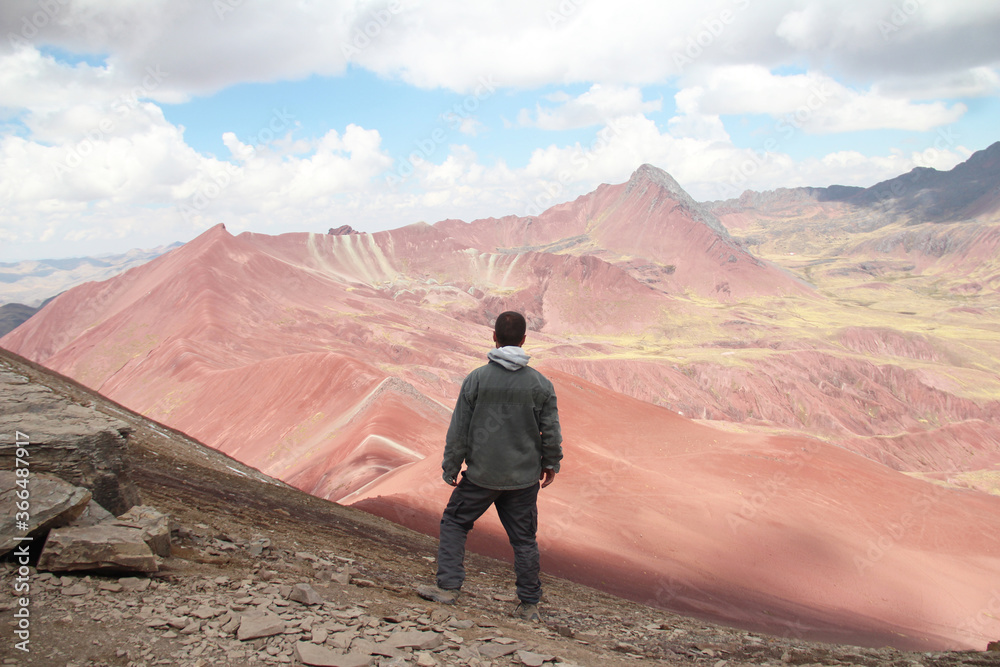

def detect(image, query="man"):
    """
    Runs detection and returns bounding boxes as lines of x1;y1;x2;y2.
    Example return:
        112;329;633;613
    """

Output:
417;311;563;622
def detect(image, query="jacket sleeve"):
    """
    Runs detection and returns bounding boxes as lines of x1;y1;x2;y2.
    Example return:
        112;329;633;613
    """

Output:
538;389;563;473
442;377;474;479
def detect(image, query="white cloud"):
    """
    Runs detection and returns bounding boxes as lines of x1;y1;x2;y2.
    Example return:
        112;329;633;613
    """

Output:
0;93;976;261
676;66;967;133
173;123;395;231
1;0;353;101
877;66;1000;100
2;0;998;96
775;3;880;52
770;0;1000;80
456;117;485;136
0;82;396;254
0;0;997;261
0;47;112;111
504;115;973;206
519;84;662;130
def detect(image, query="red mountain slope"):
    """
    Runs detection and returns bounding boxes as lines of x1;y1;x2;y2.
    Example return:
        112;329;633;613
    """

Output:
3;167;1000;651
354;369;1000;651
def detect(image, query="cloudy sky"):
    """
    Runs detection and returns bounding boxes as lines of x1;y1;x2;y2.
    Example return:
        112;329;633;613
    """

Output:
1;0;998;261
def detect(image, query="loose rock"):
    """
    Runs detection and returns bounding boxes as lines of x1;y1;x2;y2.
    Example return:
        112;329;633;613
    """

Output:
37;524;158;572
237;614;286;641
288;582;325;605
478;642;521;660
294;640;375;667
382;630;442;650
114;505;171;557
71;499;116;527
517;649;556;666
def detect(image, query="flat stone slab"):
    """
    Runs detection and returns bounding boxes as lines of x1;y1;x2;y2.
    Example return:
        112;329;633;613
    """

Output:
37;524;158;573
382;630;442;650
478;642;522;660
0;471;91;557
294;641;374;667
517;649;556;666
237;614;286;641
190;604;224;619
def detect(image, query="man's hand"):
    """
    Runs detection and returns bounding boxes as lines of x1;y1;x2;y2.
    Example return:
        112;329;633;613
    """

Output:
540;467;556;489
443;472;458;487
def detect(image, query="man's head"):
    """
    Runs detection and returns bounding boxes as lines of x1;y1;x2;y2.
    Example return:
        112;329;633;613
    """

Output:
493;311;527;348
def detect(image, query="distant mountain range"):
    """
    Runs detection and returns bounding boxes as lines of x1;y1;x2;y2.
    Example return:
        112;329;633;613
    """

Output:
714;140;1000;230
831;140;1000;223
0;243;182;309
4;145;1000;650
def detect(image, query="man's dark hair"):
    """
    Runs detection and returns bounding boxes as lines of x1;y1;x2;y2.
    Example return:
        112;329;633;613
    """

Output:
494;311;527;347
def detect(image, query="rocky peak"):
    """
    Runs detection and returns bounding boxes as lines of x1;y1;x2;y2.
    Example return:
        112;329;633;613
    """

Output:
626;164;688;199
625;163;730;237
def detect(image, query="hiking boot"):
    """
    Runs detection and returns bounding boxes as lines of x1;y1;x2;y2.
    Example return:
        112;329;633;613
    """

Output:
512;601;541;623
416;584;460;605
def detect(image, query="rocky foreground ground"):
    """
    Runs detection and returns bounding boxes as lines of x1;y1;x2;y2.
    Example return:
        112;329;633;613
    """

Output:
2;348;1000;667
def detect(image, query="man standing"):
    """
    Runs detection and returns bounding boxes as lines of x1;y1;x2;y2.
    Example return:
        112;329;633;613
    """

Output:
417;311;563;622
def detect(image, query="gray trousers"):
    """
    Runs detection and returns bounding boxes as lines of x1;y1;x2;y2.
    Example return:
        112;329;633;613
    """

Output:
436;475;541;604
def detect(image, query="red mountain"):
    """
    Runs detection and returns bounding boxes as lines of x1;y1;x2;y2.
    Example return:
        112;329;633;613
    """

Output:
437;164;811;299
4;166;1000;651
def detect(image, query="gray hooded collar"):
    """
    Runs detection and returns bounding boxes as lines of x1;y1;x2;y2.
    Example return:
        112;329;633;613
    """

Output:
487;346;530;371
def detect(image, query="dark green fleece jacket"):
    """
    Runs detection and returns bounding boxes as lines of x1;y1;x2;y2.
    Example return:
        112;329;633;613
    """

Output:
442;350;563;490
